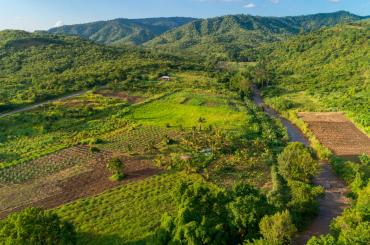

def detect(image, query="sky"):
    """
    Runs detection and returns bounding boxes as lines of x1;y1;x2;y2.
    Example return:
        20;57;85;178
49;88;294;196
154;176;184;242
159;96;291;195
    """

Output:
0;0;369;31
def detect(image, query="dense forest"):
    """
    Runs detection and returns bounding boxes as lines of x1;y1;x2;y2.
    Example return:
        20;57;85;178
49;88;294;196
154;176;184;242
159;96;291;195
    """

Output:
145;11;366;60
261;21;370;133
0;30;192;112
48;17;196;45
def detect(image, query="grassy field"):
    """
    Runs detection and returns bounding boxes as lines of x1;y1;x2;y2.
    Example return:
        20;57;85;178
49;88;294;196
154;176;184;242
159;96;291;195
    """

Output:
55;172;202;245
1;70;289;243
129;90;248;129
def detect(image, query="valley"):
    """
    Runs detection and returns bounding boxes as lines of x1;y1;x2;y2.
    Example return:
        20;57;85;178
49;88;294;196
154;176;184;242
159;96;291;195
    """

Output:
0;8;369;245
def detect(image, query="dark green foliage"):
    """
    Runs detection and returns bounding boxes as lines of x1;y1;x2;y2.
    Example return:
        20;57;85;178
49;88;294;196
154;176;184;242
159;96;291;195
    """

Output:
267;166;290;209
308;183;370;245
0;207;76;245
259;210;297;245
49;17;196;45
0;30;183;112
287;180;324;229
229;183;271;241
264;21;370;133
278;142;319;183
146;11;365;60
153;182;283;244
153;181;234;245
107;157;125;181
307;235;337;245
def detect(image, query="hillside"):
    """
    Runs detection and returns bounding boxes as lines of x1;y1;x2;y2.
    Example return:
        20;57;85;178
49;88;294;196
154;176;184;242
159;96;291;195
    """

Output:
145;11;366;60
262;21;370;133
0;30;177;112
48;17;196;45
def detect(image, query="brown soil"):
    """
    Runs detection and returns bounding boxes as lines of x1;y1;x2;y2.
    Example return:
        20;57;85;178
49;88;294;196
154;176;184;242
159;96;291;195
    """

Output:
252;87;350;245
0;152;160;219
299;112;370;157
96;90;143;104
294;161;349;244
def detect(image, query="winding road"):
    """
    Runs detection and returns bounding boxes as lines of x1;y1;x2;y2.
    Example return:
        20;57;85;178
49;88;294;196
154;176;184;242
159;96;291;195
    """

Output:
252;86;349;245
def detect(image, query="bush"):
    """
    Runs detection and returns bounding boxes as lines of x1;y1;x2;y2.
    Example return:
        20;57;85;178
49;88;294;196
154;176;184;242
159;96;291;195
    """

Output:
229;183;271;241
287;180;324;228
259;210;297;245
152;182;235;244
107;157;125;181
306;235;336;245
278;142;319;183
0;207;76;244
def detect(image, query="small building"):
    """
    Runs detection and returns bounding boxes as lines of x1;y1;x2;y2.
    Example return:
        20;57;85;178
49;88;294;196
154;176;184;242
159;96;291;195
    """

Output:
160;75;171;81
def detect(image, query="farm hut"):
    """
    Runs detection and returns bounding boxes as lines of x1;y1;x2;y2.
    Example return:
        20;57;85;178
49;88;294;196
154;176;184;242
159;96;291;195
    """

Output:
160;75;171;81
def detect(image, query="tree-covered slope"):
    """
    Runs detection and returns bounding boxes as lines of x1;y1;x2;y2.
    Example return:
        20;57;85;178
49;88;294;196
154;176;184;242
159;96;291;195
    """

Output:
145;11;366;60
0;30;176;112
48;17;196;45
263;21;370;133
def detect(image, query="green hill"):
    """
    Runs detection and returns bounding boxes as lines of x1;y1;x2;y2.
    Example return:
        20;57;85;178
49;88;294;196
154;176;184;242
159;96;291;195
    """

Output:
48;17;196;45
145;11;366;60
0;30;175;112
262;21;370;133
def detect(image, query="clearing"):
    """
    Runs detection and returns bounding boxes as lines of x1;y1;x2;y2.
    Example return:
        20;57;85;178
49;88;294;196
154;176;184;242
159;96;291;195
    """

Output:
298;112;370;157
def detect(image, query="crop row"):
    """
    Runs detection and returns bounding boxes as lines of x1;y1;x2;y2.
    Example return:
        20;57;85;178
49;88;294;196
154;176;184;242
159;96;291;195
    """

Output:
0;145;111;185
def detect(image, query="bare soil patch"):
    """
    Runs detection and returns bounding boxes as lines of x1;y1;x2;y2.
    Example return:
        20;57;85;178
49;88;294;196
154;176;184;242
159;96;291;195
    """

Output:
0;146;160;219
299;112;370;157
96;90;143;104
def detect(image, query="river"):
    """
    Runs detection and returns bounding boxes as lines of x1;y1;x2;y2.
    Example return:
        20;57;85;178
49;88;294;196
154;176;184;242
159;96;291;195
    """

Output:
251;86;349;245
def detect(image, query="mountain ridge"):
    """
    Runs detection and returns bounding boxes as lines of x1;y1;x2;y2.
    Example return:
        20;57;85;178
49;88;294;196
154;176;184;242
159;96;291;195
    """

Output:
48;17;196;45
145;11;368;60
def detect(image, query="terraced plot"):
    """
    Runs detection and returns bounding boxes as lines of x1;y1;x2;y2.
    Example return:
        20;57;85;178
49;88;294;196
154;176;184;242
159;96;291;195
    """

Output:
54;172;201;244
298;112;370;157
0;145;158;218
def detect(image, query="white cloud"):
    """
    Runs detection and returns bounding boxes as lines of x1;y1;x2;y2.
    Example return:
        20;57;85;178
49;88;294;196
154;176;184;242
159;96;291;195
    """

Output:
244;2;256;8
54;20;63;28
270;0;280;4
328;0;340;3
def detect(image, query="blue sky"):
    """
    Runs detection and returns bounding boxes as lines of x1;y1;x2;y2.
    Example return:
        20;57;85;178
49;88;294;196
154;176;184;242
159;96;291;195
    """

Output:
1;0;369;31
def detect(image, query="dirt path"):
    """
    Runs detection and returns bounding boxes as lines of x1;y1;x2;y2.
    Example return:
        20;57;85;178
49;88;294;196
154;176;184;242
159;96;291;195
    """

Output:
251;86;349;245
0;90;89;119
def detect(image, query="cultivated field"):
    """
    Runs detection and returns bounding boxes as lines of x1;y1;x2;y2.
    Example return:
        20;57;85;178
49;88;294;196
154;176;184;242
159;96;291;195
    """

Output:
298;112;370;157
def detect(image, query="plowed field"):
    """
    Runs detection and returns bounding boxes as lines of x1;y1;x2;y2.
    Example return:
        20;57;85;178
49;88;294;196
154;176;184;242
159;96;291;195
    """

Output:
298;112;370;157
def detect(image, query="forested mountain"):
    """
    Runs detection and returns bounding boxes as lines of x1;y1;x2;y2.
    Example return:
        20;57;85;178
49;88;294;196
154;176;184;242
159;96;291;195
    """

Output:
262;21;370;132
0;30;181;112
48;17;196;45
145;11;367;60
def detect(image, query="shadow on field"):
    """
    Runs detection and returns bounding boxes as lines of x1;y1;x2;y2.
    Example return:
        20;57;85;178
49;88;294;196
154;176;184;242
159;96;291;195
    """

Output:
78;232;149;245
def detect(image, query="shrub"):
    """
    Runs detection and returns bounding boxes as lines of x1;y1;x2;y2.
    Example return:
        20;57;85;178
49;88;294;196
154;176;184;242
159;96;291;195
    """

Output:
107;157;125;181
228;183;271;241
152;182;235;244
306;235;336;245
259;210;297;245
0;207;76;244
278;142;319;183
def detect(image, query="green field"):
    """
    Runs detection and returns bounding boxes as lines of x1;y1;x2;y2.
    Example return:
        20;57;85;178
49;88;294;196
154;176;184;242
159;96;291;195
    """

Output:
55;172;201;244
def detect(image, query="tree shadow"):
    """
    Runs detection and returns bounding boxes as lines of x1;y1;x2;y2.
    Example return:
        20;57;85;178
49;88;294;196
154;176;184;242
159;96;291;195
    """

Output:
77;232;150;245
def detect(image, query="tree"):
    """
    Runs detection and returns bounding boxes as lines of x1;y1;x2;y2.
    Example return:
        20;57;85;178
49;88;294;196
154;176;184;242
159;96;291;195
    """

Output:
228;183;270;241
278;142;319;183
152;182;235;245
107;157;125;181
259;210;297;245
0;207;76;245
306;235;336;245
